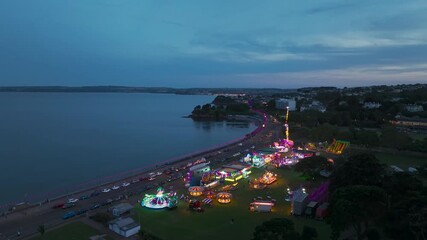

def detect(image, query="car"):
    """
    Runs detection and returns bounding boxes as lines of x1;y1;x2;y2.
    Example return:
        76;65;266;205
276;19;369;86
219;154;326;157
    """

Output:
156;171;162;176
148;177;155;181
112;185;120;190
121;182;130;187
102;198;113;205
148;172;156;177
90;191;100;197
90;204;100;210
131;179;139;184
76;208;88;215
67;198;79;203
61;203;75;209
52;203;65;209
79;195;90;200
114;195;123;201
63;211;76;220
102;188;111;193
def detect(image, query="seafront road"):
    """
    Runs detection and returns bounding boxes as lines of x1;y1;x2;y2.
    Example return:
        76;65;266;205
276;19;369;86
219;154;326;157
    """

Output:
0;113;283;240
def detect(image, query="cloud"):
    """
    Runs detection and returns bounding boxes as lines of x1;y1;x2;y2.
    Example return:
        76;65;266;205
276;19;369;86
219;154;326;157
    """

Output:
211;63;427;88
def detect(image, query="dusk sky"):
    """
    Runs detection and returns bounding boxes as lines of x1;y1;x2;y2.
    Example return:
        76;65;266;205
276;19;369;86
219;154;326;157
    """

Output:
1;0;427;88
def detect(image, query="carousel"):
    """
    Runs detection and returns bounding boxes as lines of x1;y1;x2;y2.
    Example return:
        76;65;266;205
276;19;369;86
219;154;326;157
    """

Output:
188;186;204;197
217;192;232;204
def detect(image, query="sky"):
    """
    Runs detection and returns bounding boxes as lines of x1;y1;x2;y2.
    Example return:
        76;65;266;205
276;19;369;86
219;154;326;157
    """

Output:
0;0;427;88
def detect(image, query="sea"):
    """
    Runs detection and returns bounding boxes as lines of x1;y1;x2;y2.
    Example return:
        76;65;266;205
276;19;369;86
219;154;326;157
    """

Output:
0;93;256;205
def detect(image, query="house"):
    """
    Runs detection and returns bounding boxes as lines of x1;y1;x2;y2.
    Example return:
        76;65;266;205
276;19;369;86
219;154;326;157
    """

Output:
108;217;140;237
300;101;326;112
275;98;296;111
405;104;424;112
109;203;134;217
363;102;381;109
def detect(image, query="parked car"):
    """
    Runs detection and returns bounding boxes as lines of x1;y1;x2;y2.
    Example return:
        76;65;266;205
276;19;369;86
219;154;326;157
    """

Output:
111;185;120;190
131;179;139;184
90;191;101;197
90;204;100;210
61;203;75;209
52;203;65;209
79;195;90;200
67;198;79;203
101;198;113;206
76;208;88;215
121;182;130;187
63;211;76;220
102;188;111;193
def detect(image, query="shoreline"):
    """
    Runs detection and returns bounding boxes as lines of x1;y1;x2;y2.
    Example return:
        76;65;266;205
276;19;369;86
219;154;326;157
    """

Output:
0;112;266;212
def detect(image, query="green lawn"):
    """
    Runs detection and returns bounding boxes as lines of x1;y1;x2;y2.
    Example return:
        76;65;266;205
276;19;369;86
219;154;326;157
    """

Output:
135;168;331;240
375;152;427;169
30;221;110;240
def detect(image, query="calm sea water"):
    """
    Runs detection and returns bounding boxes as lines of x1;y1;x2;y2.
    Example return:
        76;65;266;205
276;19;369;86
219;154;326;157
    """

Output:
0;93;256;204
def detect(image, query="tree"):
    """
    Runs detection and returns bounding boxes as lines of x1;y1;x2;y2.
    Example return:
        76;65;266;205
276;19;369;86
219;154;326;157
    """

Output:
330;185;387;240
38;224;45;238
301;226;318;240
252;218;299;240
294;156;330;180
382;173;427;240
330;153;386;192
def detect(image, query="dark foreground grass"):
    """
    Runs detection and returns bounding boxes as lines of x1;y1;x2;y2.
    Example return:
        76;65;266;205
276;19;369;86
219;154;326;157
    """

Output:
30;221;109;240
135;168;331;240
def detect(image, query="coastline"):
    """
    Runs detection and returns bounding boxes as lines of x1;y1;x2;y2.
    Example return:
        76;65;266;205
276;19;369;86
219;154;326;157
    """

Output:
0;111;266;211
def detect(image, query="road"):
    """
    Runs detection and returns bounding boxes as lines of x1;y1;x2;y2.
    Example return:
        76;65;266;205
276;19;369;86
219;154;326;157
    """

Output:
0;113;284;240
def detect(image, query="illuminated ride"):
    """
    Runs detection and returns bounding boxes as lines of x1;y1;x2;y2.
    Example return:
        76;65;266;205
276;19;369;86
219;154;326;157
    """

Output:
250;179;266;190
217;192;232;204
188;186;204;197
141;187;178;209
259;171;277;185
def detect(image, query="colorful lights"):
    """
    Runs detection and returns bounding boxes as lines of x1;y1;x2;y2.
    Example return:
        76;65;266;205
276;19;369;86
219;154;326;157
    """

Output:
141;187;178;209
259;171;277;185
217;192;232;204
188;186;204;197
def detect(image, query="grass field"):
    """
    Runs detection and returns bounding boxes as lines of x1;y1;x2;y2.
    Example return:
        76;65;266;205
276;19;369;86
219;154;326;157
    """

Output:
375;152;427;169
135;168;331;240
30;221;110;240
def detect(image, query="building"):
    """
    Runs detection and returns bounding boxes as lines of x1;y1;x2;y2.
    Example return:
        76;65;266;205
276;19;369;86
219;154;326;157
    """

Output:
390;117;427;130
108;217;140;237
363;102;381;109
109;203;134;217
188;162;211;186
300;101;326;112
275;98;296;111
405;104;424;112
292;189;309;215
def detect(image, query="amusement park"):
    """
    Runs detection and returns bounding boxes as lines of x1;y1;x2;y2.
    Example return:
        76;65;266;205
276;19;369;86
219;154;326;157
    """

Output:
135;107;342;240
